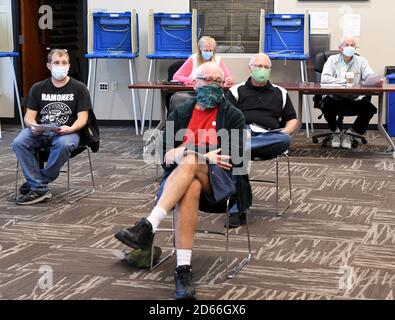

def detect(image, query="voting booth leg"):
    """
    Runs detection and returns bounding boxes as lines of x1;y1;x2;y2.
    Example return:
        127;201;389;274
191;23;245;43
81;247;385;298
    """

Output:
129;60;139;135
148;61;158;131
87;59;98;109
10;57;24;130
132;60;142;132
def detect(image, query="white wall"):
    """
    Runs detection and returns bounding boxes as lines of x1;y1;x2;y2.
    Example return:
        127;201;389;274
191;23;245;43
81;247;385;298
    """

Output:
0;0;14;118
88;0;189;121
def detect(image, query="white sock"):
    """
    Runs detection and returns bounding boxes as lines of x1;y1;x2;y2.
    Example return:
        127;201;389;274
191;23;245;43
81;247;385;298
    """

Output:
146;206;167;233
176;249;192;267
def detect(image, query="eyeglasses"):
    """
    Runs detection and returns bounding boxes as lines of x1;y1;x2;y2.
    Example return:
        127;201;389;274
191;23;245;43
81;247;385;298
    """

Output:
250;64;271;70
196;77;224;86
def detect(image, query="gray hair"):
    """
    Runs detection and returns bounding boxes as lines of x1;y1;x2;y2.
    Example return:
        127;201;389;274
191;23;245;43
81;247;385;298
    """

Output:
249;53;272;67
195;61;224;80
339;35;356;47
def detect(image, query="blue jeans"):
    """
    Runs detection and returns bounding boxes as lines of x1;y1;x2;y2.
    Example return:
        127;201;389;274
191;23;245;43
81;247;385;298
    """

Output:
247;131;291;160
230;130;291;215
12;128;80;192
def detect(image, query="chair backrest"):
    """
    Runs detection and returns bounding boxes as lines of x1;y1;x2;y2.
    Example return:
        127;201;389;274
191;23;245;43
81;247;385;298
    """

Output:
168;60;186;81
169;91;196;113
313;50;340;82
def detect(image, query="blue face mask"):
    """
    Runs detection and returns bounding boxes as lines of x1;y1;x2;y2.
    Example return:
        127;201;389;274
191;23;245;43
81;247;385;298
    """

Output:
343;46;356;58
201;51;214;61
196;84;224;109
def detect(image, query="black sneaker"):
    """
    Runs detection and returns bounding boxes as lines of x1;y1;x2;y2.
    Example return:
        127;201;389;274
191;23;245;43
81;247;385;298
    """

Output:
114;218;154;249
18;182;31;196
16;190;52;205
174;265;196;300
225;212;247;229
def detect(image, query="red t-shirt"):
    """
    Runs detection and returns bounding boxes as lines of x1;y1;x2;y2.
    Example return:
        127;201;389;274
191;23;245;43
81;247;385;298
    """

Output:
182;107;218;147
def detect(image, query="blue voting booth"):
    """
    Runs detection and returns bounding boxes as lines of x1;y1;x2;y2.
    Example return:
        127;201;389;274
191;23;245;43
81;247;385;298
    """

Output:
387;74;395;137
260;10;313;136
0;52;24;139
141;9;199;134
86;10;141;134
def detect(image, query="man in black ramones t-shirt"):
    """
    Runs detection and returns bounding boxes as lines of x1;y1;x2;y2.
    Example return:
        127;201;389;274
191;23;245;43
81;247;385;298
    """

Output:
12;49;92;205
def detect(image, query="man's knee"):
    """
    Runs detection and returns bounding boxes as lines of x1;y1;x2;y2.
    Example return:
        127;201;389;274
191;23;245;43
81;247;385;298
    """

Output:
186;179;202;197
12;129;31;150
53;136;79;152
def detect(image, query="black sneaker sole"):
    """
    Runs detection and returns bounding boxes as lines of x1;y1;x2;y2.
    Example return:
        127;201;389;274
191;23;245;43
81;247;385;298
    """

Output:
175;293;196;300
16;192;52;205
114;230;146;249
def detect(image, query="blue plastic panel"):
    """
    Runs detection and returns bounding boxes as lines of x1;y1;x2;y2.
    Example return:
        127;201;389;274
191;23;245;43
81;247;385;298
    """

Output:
387;74;395;136
153;12;197;57
93;12;138;53
264;14;310;60
0;52;19;58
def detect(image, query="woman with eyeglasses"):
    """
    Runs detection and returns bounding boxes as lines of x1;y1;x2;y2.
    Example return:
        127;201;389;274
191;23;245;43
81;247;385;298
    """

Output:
173;36;235;86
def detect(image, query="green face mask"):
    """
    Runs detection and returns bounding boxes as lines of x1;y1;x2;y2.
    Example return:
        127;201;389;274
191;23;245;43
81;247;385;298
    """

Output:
196;84;224;109
251;68;271;83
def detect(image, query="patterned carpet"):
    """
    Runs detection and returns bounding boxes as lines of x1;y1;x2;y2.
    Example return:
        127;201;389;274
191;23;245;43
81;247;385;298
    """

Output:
1;125;395;300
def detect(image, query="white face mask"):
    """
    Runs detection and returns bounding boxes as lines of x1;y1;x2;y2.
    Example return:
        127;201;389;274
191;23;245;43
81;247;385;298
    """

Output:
51;66;69;81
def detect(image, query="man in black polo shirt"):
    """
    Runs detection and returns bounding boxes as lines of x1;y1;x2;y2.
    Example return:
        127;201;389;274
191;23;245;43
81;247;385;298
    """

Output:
225;53;299;227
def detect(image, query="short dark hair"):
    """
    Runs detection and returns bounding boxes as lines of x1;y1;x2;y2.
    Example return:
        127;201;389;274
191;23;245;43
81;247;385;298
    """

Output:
47;49;70;63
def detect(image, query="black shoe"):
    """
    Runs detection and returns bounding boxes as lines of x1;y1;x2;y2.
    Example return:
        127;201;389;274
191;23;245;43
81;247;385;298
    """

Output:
16;190;52;205
225;212;247;229
18;182;31;196
174;265;196;300
114;218;154;249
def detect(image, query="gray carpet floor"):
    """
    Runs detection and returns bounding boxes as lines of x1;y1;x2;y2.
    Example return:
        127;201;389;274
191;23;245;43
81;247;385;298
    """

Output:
1;125;395;300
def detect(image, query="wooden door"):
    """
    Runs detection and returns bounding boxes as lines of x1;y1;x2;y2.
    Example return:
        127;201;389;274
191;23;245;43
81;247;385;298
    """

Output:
20;0;50;97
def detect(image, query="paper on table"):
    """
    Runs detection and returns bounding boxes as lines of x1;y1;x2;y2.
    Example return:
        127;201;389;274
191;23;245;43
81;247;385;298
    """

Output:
364;74;383;87
320;83;344;87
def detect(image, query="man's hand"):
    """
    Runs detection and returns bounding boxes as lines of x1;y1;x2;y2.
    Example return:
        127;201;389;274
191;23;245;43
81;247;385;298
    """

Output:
55;126;74;136
376;79;384;87
164;147;186;166
205;148;232;171
30;126;45;136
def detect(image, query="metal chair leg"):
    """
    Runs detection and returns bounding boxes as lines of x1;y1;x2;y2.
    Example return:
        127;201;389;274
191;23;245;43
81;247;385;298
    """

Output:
276;152;293;217
15;161;20;200
225;199;252;279
67;148;96;204
150;210;176;270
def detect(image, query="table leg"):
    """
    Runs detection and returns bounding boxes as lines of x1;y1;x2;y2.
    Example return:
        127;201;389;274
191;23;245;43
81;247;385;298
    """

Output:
377;93;395;152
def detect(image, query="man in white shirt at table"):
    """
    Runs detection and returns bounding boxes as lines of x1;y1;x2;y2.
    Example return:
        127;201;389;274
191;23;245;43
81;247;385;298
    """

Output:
320;35;383;149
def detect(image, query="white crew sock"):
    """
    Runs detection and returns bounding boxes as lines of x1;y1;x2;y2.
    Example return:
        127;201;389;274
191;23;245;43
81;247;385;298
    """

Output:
146;206;167;233
176;249;192;267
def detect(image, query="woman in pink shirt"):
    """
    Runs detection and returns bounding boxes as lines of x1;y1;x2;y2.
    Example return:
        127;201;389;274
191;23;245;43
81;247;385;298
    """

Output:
173;36;235;86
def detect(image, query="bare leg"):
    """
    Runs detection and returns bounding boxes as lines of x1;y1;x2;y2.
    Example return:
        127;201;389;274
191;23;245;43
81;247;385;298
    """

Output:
157;154;212;213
